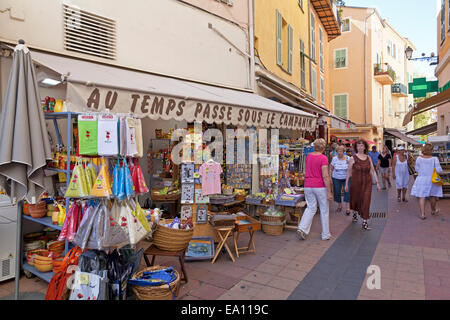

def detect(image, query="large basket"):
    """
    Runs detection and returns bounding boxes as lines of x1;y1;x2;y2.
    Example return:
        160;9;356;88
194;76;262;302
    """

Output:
152;219;194;251
132;266;180;300
259;214;286;236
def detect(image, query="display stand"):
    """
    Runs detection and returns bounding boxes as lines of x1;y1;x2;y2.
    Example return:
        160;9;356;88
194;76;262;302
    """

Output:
15;112;77;299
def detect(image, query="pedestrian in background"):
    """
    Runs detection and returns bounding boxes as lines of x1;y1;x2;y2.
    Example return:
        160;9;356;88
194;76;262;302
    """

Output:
392;145;411;202
345;139;380;230
376;145;392;190
330;145;351;215
410;143;443;219
297;138;333;241
369;145;380;175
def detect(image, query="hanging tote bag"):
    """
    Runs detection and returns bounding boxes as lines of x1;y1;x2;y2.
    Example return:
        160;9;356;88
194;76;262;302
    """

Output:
135;200;151;233
73;205;97;250
119;117;127;157
132;158;149;194
65;162;89;198
101;204;129;250
112;158;126;200
78;114;98;156
91;158;113;197
124;159;135;198
98;114;119;156
134;118;143;158
127;202;148;245
125;117;138;157
69;270;109;300
432;158;444;186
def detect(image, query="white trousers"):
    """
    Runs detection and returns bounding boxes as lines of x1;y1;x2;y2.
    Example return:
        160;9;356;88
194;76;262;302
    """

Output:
297;187;331;240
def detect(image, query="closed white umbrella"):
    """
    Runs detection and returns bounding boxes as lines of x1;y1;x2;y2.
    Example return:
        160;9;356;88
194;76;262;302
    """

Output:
0;40;52;300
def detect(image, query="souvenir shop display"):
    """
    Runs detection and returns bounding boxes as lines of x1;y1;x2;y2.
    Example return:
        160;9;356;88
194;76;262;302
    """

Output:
181;163;195;183
129;266;180;300
180;205;193;220
181;183;195;204
226;164;252;189
78;114;98;156
194;189;209;204
98;114;119;156
198;160;222;196
196;205;208;224
152;218;194;251
185;237;215;261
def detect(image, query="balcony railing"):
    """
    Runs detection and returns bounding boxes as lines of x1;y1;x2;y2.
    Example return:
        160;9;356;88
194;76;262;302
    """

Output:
374;63;395;85
391;83;408;97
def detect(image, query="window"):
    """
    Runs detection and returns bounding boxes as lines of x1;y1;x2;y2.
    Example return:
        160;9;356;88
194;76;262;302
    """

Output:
393;43;396;59
319;28;324;72
334;48;347;68
300;39;306;89
387;40;391;56
320;76;325;105
310;12;316;62
388;99;392;115
311;69;317;99
441;0;446;44
334;94;348;119
276;10;293;73
341;17;350;32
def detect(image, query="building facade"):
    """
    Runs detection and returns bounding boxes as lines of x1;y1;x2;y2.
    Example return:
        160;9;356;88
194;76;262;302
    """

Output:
0;0;252;91
436;0;450;136
254;0;347;140
328;6;416;148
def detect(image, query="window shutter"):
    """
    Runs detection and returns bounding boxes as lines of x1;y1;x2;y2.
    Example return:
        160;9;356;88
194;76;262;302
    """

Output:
288;25;293;74
310;13;315;61
300;40;306;89
319;28;324;72
334;95;348;119
276;10;282;66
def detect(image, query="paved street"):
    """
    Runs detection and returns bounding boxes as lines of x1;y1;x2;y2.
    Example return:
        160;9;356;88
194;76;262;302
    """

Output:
1;177;449;300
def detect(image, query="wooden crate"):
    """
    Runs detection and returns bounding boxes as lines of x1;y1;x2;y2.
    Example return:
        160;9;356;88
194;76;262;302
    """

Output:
235;214;261;233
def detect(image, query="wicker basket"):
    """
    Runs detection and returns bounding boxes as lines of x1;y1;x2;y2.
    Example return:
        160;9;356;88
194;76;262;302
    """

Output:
132;266;180;300
259;214;286;236
152;219;194;251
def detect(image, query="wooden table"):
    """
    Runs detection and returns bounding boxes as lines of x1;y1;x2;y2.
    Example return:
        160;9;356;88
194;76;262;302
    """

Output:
233;215;260;257
211;226;235;264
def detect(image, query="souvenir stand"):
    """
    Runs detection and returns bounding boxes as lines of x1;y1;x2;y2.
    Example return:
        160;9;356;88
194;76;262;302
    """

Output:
428;135;450;197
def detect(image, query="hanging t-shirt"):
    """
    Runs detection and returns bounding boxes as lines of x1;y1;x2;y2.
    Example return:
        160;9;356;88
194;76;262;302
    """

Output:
199;162;222;196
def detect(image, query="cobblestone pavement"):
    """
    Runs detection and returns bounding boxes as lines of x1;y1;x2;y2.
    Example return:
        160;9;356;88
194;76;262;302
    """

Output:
1;176;448;300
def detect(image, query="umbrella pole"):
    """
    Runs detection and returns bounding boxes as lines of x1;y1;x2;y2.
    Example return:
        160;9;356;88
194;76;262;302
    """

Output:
14;199;23;300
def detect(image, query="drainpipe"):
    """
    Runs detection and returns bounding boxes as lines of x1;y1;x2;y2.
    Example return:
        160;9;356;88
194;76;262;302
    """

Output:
364;9;376;125
248;0;255;91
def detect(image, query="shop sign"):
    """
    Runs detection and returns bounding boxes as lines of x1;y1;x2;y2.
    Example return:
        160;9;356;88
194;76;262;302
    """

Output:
66;83;316;131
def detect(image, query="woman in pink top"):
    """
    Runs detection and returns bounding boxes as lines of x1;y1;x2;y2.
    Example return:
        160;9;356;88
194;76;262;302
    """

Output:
297;138;333;241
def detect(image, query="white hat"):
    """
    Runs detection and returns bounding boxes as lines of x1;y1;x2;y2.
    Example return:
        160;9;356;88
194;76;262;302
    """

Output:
397;146;405;150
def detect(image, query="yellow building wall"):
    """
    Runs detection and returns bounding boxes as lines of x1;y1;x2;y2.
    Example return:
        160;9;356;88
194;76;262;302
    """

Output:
438;0;450;62
254;0;310;93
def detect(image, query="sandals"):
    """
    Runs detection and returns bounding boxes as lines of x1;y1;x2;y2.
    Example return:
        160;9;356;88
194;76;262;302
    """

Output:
420;216;427;220
352;212;358;222
336;207;342;213
397;196;401;202
431;209;440;216
362;220;371;230
402;198;408;202
345;209;351;216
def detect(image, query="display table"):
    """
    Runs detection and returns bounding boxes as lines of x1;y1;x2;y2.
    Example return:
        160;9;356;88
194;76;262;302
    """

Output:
211;226;235;264
233;215;261;257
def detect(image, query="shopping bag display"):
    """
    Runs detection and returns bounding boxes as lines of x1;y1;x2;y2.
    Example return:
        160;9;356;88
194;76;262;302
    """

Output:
98;114;119;156
112;158;125;200
125;117;138;157
73;205;97;250
101;204;129;249
132;159;149;194
134;118;143;158
119;117;127;157
65;163;89;198
58;202;75;241
135;200;151;233
85;205;104;250
118;202;147;245
69;270;109;300
91;159;113;197
78;114;98;156
124;160;135;198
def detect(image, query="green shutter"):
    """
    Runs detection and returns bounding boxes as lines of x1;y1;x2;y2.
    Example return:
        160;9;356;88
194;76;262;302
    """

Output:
300;39;306;89
276;10;282;66
288;25;293;74
334;95;348;119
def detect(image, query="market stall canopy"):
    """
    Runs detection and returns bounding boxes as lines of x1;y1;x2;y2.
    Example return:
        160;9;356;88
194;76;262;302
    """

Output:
406;122;437;136
30;50;317;131
384;128;422;146
403;89;450;126
0;43;52;203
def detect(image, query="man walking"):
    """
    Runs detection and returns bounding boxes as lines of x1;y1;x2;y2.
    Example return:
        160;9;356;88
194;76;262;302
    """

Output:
369;146;380;175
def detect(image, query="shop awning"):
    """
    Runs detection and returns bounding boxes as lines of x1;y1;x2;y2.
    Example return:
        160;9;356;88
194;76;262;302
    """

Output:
30;50;317;131
384;128;422;146
403;89;450;126
406;122;437;136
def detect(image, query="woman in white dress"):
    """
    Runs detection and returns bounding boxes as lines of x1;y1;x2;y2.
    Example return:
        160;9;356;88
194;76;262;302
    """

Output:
410;143;443;220
392;146;411;202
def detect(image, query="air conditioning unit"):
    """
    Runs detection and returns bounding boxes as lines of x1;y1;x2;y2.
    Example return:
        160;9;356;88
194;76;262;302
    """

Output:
0;255;15;282
0;195;17;282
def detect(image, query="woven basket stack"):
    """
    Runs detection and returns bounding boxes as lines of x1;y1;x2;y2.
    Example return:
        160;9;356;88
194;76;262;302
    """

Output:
152;219;194;252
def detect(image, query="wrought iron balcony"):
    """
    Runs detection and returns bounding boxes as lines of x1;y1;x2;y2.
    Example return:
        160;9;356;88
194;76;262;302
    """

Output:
391;83;408;97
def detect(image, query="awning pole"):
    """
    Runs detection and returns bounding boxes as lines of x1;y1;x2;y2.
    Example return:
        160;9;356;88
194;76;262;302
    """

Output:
14;199;23;300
